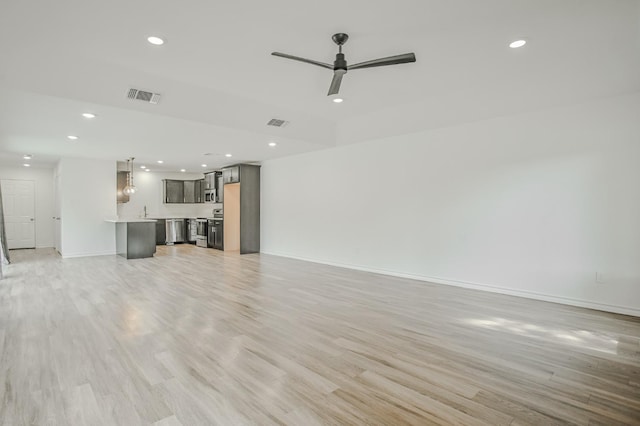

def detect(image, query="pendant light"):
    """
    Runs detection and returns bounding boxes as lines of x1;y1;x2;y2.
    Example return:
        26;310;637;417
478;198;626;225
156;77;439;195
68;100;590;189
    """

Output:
123;158;137;195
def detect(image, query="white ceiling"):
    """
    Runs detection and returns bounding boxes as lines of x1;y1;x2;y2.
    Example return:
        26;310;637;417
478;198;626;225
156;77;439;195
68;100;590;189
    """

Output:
1;0;639;171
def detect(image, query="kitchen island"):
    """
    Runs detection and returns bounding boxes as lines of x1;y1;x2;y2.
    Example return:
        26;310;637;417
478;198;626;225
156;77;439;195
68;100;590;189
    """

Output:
105;218;157;259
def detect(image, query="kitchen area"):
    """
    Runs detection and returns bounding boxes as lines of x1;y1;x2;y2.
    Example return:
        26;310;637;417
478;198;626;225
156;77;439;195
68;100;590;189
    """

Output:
114;162;260;259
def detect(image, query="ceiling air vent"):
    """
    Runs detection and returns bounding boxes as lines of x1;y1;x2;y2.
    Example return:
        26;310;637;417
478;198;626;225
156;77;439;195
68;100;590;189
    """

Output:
127;88;161;104
267;118;289;127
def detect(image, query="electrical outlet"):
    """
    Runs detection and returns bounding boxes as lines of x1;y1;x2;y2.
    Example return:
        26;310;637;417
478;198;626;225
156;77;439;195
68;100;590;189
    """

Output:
596;272;606;284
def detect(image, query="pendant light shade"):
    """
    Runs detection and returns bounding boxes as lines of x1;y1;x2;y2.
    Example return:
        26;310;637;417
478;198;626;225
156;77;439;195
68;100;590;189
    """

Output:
123;158;137;195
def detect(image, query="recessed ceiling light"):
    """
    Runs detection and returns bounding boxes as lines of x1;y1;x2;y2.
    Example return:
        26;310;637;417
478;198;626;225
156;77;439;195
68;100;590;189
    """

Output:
509;39;527;48
82;113;96;119
201;164;207;168
333;98;344;103
225;154;232;158
67;135;78;140
147;36;164;46
268;142;277;147
180;169;186;172
140;165;146;169
157;160;163;164
23;155;32;160
23;163;31;167
145;169;151;172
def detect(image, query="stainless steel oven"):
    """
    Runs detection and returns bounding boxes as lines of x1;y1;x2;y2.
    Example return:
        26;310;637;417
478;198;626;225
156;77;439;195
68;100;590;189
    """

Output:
195;218;208;247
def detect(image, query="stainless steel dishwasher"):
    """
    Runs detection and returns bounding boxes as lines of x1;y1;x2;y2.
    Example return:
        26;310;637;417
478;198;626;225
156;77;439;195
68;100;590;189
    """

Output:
165;219;185;244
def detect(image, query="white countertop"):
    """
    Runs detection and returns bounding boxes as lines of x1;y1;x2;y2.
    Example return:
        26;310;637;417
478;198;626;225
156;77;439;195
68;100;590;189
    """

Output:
149;216;221;220
104;218;157;223
148;216;200;219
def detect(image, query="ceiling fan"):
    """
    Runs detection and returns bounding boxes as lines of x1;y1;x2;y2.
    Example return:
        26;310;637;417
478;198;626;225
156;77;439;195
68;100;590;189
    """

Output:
272;33;416;96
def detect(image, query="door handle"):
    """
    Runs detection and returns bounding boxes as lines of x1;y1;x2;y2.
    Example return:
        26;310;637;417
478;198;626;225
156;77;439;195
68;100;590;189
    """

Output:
30;218;35;222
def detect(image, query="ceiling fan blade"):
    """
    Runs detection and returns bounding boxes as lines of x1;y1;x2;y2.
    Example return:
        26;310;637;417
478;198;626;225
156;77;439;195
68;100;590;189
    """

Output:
348;53;416;70
271;52;333;70
327;70;346;96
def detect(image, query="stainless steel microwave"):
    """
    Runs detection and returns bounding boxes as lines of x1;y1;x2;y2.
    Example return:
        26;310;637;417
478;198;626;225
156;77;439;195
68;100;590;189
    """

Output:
204;189;216;203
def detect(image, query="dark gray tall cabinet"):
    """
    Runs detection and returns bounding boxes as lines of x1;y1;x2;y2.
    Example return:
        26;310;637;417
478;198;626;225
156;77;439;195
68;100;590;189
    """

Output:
240;164;260;254
223;164;260;254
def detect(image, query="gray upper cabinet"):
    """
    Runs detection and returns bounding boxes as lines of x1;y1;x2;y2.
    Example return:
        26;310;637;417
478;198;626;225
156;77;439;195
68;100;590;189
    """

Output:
164;179;184;203
183;180;196;203
164;179;206;204
195;179;205;203
222;166;240;184
215;172;223;203
205;173;216;189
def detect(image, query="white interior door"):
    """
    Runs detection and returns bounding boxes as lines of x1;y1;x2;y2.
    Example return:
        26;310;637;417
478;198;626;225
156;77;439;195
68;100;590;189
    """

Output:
1;179;36;249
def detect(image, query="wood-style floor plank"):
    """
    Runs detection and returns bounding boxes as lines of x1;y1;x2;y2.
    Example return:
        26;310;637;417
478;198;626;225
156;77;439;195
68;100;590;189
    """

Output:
1;246;639;425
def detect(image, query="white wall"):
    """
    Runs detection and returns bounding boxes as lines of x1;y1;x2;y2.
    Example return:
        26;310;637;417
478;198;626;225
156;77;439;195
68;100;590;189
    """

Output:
261;92;640;316
57;158;117;257
0;166;54;248
116;171;221;219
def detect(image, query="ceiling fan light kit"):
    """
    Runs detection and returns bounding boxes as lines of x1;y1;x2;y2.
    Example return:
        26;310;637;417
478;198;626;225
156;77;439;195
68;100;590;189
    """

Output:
272;32;416;96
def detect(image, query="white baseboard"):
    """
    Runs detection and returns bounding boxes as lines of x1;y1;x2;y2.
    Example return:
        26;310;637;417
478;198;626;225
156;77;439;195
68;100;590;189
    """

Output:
261;250;640;317
62;251;116;259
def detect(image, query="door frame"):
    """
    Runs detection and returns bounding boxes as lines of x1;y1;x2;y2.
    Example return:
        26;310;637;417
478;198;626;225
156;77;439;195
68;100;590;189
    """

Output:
0;178;37;249
54;169;62;254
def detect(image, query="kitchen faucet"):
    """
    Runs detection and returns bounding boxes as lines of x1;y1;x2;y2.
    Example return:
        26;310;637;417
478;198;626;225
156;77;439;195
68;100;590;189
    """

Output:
143;205;147;218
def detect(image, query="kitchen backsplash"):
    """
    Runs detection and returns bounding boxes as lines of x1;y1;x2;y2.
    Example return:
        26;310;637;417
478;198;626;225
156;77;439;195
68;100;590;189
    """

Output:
116;170;223;218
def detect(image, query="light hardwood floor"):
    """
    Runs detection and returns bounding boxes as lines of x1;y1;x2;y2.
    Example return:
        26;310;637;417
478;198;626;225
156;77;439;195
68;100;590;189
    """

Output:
1;246;639;425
